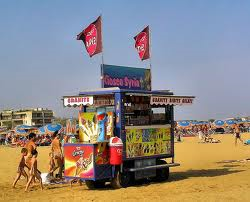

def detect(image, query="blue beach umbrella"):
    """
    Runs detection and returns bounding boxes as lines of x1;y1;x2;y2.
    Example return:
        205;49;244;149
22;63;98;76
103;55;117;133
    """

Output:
177;121;190;128
14;125;28;136
236;120;245;125
225;120;236;126
191;121;199;125
213;120;225;128
45;124;62;134
38;126;46;135
17;125;32;130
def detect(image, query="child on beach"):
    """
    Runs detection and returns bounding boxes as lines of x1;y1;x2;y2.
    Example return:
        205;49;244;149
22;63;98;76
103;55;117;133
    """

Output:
12;148;29;188
25;150;43;192
48;152;55;177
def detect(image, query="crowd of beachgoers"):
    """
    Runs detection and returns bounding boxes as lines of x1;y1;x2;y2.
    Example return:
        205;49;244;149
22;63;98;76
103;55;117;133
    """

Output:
175;123;250;145
175;123;250;136
0;133;52;146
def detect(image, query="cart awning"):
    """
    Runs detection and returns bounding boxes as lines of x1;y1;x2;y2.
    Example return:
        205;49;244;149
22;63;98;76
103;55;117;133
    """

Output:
63;96;94;107
150;95;194;106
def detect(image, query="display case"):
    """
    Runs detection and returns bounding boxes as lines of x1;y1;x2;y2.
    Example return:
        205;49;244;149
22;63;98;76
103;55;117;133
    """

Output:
124;95;170;126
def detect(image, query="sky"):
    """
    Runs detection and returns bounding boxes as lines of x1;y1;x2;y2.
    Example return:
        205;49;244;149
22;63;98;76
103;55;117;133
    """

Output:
0;0;250;121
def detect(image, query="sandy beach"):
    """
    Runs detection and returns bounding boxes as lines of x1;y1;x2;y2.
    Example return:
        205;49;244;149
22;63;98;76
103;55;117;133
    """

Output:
0;133;250;202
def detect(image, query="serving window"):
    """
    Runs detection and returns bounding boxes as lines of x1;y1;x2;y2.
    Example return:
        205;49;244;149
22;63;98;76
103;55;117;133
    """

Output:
85;95;115;113
124;95;171;126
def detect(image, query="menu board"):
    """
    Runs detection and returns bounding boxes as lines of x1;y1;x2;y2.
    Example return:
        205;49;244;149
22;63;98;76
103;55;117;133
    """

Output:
126;126;171;158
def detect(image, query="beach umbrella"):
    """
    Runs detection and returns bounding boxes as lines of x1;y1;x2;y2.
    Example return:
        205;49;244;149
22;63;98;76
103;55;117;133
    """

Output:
225;120;236;126
14;125;27;136
191;121;198;125
45;124;62;134
213;120;225;128
38;126;46;135
17;125;34;130
177;121;190;128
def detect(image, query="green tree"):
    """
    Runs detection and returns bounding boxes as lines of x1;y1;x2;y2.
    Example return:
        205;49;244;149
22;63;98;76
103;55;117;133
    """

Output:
208;119;215;123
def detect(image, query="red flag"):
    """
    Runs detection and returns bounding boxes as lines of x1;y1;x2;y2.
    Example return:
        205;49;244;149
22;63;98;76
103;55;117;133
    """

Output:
77;16;102;57
134;26;150;60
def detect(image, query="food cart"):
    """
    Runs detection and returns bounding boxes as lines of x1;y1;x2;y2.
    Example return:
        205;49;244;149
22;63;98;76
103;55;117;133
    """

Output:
63;91;194;189
62;64;194;189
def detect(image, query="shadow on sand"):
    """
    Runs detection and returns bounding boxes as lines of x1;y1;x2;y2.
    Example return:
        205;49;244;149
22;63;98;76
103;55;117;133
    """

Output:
84;167;244;190
168;168;244;183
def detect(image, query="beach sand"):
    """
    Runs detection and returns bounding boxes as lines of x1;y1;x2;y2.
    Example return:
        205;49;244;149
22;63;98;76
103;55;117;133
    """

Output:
0;134;250;202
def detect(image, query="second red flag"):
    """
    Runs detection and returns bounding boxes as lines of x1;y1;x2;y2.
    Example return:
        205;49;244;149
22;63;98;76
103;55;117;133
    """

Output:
134;26;150;61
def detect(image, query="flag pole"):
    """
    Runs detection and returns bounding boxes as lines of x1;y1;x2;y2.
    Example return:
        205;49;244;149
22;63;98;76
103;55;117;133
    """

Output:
149;26;152;90
100;14;105;88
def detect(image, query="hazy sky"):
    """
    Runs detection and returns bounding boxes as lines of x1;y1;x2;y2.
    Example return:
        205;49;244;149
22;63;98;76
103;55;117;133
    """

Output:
0;0;250;120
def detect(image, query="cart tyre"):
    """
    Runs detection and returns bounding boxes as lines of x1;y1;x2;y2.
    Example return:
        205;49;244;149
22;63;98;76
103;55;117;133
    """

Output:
85;180;106;189
111;168;131;189
155;160;169;182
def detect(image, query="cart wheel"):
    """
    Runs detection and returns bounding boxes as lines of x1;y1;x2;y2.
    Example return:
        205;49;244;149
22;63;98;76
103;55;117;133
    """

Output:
85;180;106;189
111;168;131;189
154;160;169;182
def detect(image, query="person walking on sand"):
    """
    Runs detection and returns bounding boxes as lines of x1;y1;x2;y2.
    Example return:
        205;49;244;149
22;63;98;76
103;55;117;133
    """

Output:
49;131;63;178
48;152;55;177
25;150;43;192
234;124;243;146
25;133;37;169
12;148;29;188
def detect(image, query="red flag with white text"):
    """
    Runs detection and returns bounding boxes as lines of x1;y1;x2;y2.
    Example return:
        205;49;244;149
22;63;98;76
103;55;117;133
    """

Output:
134;26;150;60
77;16;102;57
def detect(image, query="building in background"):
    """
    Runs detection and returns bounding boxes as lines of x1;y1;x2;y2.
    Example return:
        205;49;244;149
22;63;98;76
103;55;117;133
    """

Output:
0;108;54;128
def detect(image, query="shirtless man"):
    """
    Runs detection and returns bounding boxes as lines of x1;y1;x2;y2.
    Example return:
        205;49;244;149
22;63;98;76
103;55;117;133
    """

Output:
49;131;63;178
234;124;243;146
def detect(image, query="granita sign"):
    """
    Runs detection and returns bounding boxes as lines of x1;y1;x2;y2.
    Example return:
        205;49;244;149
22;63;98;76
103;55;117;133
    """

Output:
101;64;151;91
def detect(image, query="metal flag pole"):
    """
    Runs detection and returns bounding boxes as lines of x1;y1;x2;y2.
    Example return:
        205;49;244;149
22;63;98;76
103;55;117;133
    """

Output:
100;14;105;88
148;26;153;90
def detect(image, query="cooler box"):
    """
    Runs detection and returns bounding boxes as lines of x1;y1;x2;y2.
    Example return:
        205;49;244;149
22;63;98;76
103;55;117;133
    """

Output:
109;137;123;165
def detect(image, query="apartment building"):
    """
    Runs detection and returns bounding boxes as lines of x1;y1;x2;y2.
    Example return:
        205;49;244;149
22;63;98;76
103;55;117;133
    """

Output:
0;108;54;128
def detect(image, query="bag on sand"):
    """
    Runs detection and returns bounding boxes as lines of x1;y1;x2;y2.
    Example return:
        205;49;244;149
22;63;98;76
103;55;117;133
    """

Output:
41;173;51;184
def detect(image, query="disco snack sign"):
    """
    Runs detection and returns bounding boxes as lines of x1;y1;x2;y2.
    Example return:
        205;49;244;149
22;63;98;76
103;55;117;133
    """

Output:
102;64;151;91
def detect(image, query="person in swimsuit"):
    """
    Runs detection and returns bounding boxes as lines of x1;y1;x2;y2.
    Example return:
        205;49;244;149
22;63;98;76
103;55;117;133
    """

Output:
234;124;243;146
48;152;55;177
49;131;63;178
25;133;37;169
25;150;43;191
12;148;29;188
